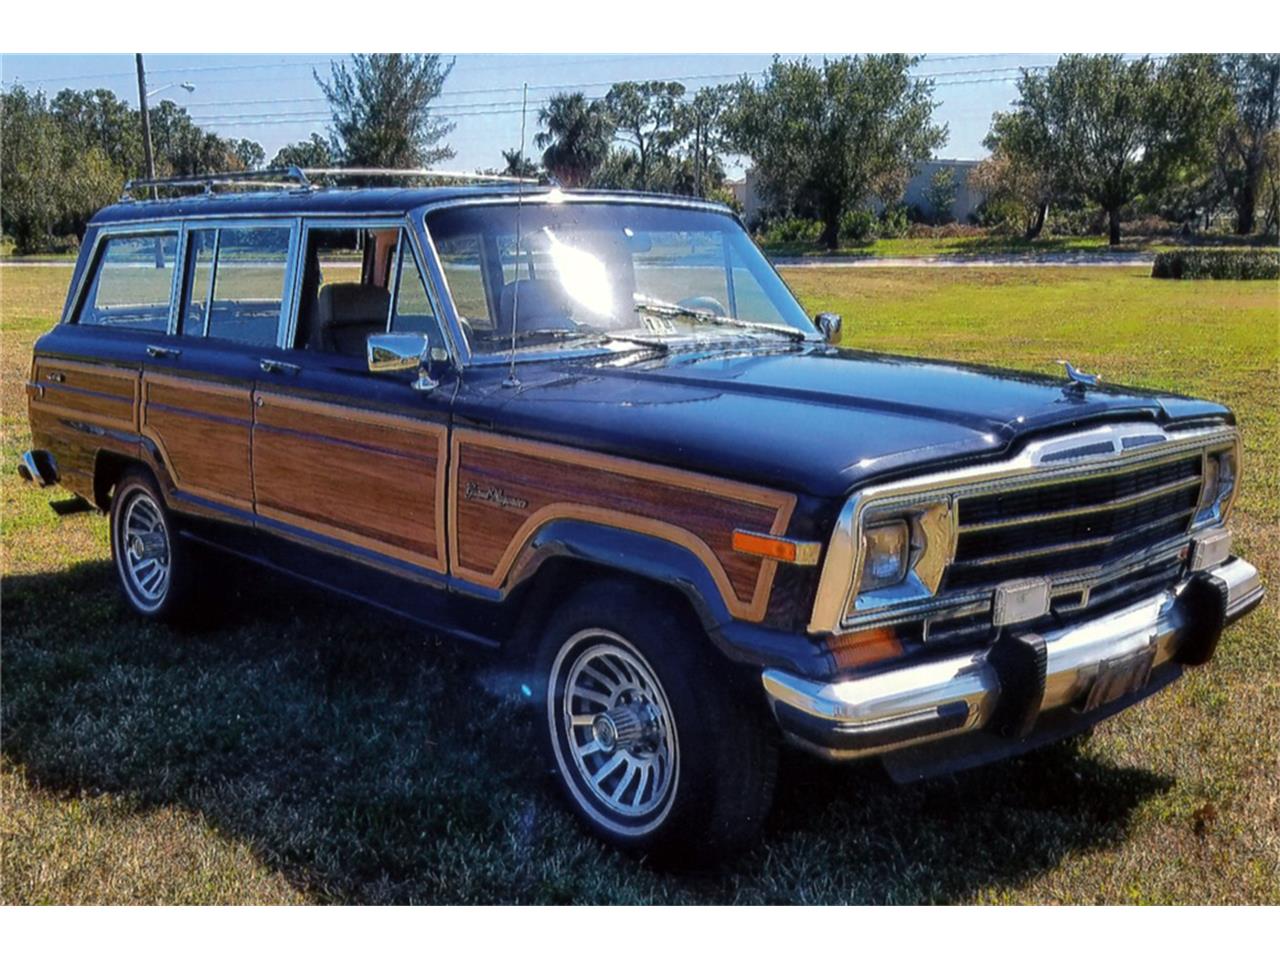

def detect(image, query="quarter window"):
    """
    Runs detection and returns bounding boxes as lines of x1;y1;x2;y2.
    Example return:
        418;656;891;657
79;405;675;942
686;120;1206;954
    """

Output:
389;247;443;347
77;233;178;331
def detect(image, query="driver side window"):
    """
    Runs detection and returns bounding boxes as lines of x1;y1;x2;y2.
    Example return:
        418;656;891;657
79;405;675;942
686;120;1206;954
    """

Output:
293;225;445;359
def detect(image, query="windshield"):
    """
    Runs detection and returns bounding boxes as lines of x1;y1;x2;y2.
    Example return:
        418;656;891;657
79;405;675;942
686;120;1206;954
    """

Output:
425;201;817;354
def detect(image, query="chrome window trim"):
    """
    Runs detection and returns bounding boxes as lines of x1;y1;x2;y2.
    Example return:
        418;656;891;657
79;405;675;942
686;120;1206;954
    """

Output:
807;422;1241;635
166;217;299;349
414;194;813;368
283;216;459;366
64;222;184;330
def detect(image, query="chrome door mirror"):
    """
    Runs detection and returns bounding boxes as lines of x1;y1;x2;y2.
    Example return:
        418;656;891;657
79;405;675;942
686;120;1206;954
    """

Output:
367;332;427;372
367;332;442;393
815;312;842;344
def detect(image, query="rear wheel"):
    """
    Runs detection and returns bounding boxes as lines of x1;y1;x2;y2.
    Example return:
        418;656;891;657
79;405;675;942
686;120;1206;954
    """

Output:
538;580;777;864
109;468;205;624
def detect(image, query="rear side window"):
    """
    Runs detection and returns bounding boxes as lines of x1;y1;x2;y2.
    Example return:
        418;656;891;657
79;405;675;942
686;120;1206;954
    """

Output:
77;233;178;331
180;225;291;347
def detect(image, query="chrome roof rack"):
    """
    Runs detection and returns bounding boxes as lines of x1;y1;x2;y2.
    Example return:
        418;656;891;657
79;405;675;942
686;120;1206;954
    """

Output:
299;167;542;186
121;166;313;201
120;166;546;202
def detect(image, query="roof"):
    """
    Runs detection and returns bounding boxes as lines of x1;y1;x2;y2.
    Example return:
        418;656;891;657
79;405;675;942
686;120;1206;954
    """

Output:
89;185;729;226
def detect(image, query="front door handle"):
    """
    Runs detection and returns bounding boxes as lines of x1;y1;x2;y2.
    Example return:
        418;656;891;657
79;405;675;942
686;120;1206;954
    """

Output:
259;358;302;375
146;344;181;359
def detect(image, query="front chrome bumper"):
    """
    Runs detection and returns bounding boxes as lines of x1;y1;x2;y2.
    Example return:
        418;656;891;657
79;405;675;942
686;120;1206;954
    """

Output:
763;556;1263;761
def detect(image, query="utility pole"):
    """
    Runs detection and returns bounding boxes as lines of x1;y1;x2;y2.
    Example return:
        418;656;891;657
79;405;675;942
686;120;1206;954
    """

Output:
135;54;156;200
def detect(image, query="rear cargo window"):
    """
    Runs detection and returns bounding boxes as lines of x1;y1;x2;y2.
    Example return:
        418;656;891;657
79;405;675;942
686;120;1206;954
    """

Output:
77;233;178;331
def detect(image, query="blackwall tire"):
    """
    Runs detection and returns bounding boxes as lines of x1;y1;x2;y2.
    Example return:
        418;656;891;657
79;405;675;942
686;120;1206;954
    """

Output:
537;579;777;865
108;468;205;625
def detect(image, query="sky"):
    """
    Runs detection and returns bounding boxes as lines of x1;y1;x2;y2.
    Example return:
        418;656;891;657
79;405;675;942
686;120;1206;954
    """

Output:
0;53;1068;174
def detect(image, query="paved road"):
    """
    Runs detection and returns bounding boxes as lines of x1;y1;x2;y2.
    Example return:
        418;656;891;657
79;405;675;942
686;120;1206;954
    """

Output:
771;252;1155;268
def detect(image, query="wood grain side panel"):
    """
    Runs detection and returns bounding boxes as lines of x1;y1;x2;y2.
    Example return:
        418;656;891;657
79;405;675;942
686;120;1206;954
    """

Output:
449;430;796;622
141;373;253;509
253;392;448;572
30;358;138;431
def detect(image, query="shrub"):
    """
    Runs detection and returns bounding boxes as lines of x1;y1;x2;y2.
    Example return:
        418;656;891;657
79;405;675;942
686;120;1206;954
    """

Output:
759;217;822;246
879;204;910;239
1152;249;1280;280
839;208;878;244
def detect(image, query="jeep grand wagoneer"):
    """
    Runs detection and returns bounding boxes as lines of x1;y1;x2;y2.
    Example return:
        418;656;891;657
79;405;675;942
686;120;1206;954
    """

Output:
20;168;1264;862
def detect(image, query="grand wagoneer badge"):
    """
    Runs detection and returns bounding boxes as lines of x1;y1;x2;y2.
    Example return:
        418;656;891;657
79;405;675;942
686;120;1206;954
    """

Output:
464;481;529;511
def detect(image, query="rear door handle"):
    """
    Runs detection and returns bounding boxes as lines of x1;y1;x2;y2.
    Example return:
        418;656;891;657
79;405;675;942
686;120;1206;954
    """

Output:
146;345;181;359
259;358;302;375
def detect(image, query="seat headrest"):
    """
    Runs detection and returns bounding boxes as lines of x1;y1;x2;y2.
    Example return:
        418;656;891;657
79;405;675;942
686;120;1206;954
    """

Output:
311;283;390;355
317;283;390;328
497;278;575;336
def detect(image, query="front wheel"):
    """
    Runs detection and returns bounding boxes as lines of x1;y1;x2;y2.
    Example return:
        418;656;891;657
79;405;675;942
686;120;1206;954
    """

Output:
538;580;777;864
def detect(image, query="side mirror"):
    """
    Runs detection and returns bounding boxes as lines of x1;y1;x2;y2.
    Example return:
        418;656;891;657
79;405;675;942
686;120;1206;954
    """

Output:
367;333;446;393
367;332;427;372
815;312;842;344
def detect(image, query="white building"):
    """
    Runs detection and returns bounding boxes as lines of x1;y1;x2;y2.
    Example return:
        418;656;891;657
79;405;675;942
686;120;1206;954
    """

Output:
726;158;986;226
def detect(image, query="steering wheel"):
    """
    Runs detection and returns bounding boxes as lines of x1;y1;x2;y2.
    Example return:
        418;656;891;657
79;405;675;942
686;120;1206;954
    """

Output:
677;296;728;317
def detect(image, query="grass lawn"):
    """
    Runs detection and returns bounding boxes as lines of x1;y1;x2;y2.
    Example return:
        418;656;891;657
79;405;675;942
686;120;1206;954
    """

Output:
2;265;1277;904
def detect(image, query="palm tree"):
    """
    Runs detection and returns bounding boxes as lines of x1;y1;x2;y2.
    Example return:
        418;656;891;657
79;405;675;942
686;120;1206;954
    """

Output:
535;93;614;187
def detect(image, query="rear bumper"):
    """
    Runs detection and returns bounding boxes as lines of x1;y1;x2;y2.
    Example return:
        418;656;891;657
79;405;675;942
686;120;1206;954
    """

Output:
763;556;1263;762
16;449;58;487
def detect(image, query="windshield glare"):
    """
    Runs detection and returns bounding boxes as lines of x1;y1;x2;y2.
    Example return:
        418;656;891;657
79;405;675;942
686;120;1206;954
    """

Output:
425;202;816;353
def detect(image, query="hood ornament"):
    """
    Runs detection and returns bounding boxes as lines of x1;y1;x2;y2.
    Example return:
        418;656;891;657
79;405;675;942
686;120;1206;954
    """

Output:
1055;359;1100;391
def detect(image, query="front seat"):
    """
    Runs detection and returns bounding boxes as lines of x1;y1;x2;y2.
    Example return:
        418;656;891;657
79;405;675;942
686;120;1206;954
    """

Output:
496;278;577;338
310;283;391;357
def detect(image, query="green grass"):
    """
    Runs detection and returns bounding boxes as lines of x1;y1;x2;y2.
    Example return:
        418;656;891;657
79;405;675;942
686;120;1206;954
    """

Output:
2;265;1277;904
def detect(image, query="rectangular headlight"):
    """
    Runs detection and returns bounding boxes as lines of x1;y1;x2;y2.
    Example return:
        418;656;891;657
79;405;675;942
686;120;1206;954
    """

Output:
1195;448;1238;527
859;521;910;592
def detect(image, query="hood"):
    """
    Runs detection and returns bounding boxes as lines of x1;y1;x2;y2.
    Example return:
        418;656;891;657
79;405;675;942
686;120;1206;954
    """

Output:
457;344;1231;499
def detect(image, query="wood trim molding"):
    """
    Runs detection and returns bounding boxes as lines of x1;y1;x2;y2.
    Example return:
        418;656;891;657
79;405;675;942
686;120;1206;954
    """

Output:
448;429;796;622
140;372;255;512
253;391;450;574
31;358;139;432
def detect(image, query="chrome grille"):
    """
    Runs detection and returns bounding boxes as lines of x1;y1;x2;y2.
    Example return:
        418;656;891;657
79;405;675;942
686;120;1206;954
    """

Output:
947;453;1203;592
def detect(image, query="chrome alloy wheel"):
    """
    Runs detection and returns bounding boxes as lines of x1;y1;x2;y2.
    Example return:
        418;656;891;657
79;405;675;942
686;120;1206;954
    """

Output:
116;488;171;611
549;630;680;834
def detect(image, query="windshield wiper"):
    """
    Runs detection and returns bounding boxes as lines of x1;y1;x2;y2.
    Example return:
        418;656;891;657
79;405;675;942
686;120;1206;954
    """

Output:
494;327;608;346
632;295;807;342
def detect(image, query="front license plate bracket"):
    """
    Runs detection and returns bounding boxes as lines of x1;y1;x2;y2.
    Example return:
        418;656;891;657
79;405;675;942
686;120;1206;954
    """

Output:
1081;643;1156;713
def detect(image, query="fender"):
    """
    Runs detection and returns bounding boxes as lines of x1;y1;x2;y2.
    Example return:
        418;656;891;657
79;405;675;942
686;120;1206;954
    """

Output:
500;518;829;676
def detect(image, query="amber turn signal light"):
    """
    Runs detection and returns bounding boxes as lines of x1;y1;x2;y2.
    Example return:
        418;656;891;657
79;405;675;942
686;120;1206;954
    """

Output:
824;626;904;671
732;529;821;566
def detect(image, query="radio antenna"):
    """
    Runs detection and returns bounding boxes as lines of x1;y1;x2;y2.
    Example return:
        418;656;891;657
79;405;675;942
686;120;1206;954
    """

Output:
502;82;530;389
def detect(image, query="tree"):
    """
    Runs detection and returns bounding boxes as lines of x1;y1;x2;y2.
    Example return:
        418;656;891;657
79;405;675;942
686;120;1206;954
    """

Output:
602;81;687;191
231;139;266;171
500;147;539;178
727;55;946;249
996;55;1233;245
925;168;957;224
681;85;734;198
977;109;1057;238
315;54;455;168
272;133;334;170
1217;55;1280;234
535;92;613;187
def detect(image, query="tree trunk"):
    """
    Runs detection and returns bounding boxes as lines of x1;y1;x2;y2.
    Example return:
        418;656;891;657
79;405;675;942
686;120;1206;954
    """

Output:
820;211;840;251
1235;178;1256;235
1025;201;1049;240
1108;207;1122;246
